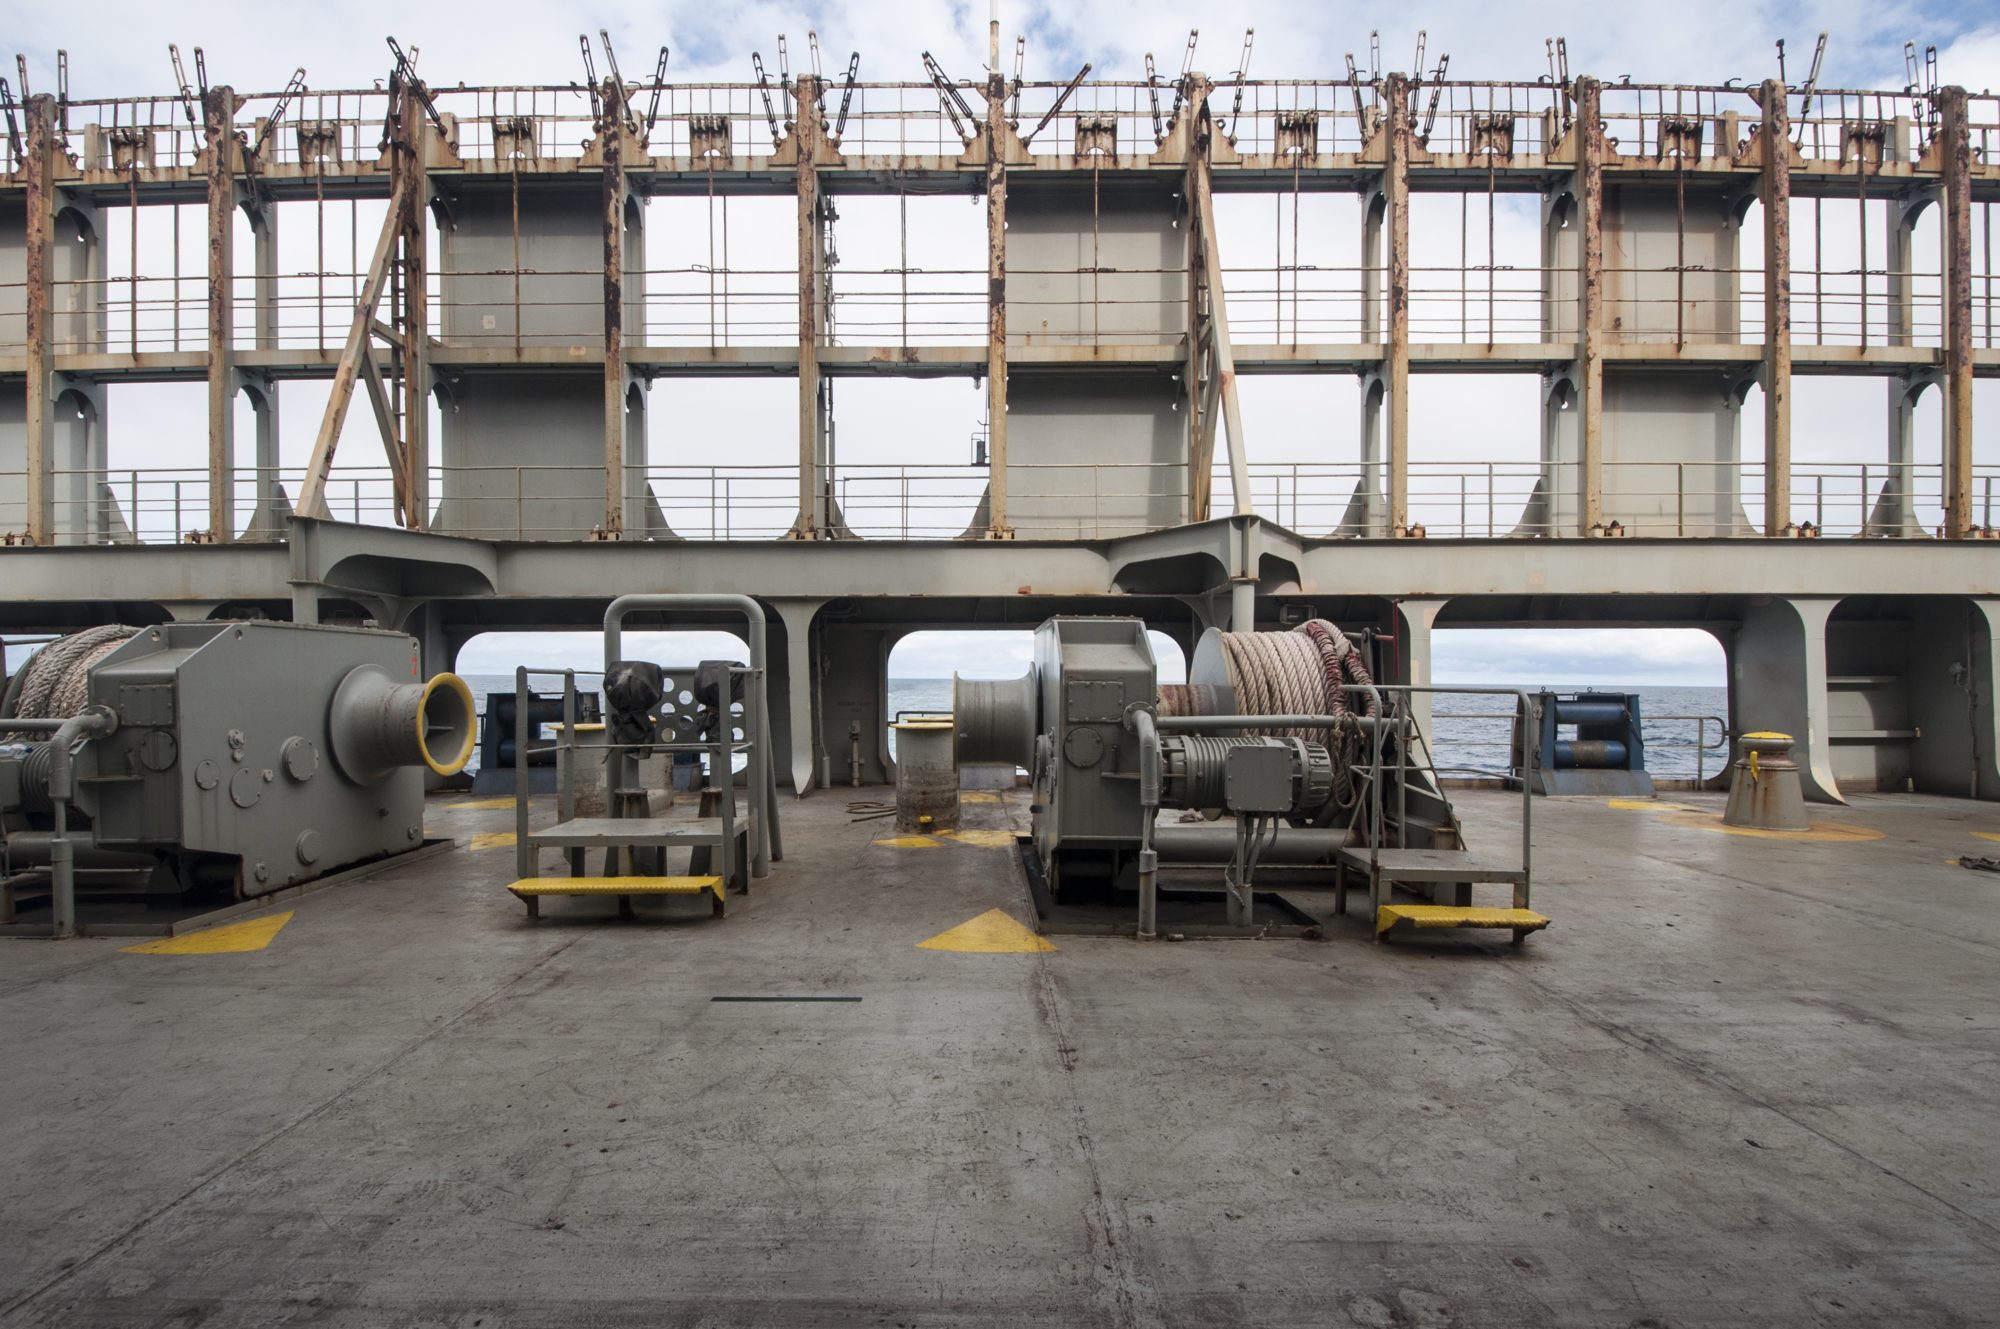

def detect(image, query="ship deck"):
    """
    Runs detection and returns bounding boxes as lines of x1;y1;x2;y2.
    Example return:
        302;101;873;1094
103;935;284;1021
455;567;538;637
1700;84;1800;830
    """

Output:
2;788;1996;1327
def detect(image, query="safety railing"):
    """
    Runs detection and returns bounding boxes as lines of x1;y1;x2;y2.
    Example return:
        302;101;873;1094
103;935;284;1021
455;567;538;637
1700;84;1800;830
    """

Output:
1430;709;1730;785
3;459;1993;547
15;260;1956;358
1227;460;1997;540
24;77;1985;179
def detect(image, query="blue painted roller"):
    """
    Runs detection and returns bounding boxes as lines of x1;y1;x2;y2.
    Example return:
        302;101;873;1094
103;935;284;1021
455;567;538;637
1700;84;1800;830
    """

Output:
1552;700;1630;727
1554;739;1628;769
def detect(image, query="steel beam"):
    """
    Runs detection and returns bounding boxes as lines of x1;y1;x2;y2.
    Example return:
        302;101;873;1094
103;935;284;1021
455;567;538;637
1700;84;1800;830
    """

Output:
204;87;237;542
1383;74;1412;536
294;177;408;520
1760;79;1792;536
20;95;56;544
1940;87;1976;538
1574;76;1605;536
793;78;824;538
401;90;432;532
983;71;1011;538
601;80;627;540
1190;87;1251;519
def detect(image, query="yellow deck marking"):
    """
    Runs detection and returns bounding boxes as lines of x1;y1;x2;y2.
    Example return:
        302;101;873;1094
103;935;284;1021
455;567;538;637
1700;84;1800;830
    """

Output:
960;791;1002;805
1607;798;1699;812
123;911;293;955
443;797;516;812
469;831;517;851
1656;811;1883;843
1376;904;1549;937
917;908;1055;953
1973;832;2000;843
938;828;1017;848
877;828;1018;850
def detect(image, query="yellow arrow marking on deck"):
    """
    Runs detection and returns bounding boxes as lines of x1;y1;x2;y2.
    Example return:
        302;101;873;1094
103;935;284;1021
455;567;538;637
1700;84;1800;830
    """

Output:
1974;831;2000;843
917;908;1055;954
469;831;517;850
123;911;293;956
444;797;517;811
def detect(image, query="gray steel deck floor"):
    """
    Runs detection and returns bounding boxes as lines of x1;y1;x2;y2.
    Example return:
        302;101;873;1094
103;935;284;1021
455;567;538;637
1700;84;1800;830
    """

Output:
2;788;1996;1327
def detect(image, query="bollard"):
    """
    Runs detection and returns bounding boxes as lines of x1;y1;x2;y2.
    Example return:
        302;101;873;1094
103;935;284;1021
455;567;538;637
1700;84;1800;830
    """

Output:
1723;731;1810;831
894;720;960;833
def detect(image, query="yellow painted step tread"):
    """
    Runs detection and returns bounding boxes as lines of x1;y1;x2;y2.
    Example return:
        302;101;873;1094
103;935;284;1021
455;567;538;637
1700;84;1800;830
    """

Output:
1376;904;1550;936
508;876;722;899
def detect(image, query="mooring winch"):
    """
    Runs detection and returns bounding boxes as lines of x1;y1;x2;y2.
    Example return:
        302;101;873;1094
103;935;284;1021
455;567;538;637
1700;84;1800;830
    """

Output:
956;615;1546;943
2;621;473;935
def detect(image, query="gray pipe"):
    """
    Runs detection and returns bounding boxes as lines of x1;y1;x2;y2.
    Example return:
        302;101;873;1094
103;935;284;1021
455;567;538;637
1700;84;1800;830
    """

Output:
2;830;155;871
1155;714;1388;732
42;705;118;938
604;594;776;879
1130;707;1160;939
1153;824;1350;865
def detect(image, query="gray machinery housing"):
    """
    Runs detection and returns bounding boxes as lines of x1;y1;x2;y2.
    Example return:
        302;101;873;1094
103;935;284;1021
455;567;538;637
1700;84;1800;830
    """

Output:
2;622;474;904
957;617;1482;932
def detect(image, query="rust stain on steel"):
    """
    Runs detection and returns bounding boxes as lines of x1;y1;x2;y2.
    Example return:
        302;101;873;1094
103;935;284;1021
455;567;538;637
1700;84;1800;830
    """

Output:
1575;76;1606;535
1759;78;1792;535
1939;86;1974;538
205;85;237;544
21;94;53;543
600;79;626;538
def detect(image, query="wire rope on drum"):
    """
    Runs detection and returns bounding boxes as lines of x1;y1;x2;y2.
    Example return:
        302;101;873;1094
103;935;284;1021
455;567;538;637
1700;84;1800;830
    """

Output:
1209;620;1382;816
3;625;139;738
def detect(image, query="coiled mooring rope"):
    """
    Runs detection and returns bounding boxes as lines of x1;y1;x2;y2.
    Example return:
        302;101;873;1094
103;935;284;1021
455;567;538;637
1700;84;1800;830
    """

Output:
2;624;139;737
1205;620;1379;813
1211;619;1377;739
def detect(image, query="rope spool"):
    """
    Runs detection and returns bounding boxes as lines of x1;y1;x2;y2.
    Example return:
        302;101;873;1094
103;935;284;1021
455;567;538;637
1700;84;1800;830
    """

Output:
1204;620;1377;739
3;625;139;737
1193;620;1379;816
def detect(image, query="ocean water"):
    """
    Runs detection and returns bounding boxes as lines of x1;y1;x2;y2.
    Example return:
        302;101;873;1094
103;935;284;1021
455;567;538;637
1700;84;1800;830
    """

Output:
463;673;1729;783
887;679;1729;781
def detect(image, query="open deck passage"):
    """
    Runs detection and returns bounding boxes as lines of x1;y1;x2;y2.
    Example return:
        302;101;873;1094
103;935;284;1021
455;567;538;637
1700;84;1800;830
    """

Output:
1;788;1995;1326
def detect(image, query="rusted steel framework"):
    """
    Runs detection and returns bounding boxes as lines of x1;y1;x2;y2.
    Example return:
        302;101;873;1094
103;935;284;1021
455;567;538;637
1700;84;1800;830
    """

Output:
2;53;1998;547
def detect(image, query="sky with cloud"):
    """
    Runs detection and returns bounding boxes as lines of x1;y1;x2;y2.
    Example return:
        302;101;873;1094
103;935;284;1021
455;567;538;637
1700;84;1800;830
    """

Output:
11;1;1993;689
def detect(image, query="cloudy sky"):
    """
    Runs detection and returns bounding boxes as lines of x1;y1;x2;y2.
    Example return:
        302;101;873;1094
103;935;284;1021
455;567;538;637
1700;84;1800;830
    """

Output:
11;1;1995;688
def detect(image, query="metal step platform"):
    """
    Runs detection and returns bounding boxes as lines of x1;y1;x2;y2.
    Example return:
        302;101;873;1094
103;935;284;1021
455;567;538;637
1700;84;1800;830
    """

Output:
525;816;749;849
507;875;725;919
1375;904;1549;944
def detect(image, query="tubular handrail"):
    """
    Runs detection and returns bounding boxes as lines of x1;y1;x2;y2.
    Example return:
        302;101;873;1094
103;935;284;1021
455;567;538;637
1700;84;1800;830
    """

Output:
603;594;777;878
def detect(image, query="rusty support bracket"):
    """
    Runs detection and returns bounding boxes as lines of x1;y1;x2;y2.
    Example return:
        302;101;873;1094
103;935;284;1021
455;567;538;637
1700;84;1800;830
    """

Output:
357;337;411;525
601;79;628;540
983;73;1011;538
21;94;55;544
1575;75;1605;536
205;85;238;543
295;176;410;521
1023;63;1091;146
1383;73;1412;534
1189;88;1251;520
1939;87;1974;538
1760;80;1792;536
